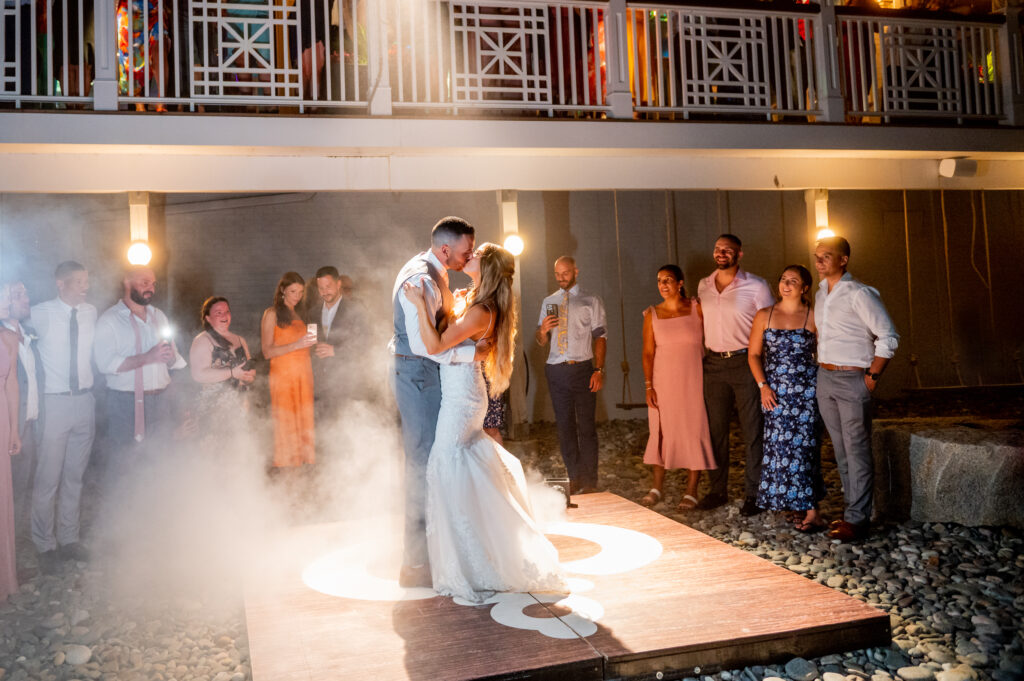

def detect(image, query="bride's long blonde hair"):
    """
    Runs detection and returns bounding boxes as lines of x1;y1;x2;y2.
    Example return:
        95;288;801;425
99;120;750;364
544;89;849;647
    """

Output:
466;243;517;398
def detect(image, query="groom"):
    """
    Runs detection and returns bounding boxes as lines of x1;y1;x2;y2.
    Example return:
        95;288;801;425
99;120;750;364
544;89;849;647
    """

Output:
390;216;486;588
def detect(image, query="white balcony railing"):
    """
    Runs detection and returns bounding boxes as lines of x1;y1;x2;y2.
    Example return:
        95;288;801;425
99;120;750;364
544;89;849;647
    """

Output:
1;0;1022;123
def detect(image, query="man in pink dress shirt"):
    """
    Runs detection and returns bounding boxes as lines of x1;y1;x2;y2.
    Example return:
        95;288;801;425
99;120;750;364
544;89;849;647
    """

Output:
696;234;775;515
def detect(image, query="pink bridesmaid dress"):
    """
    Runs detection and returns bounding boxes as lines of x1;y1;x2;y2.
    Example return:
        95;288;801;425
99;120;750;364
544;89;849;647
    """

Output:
643;304;716;471
0;338;17;602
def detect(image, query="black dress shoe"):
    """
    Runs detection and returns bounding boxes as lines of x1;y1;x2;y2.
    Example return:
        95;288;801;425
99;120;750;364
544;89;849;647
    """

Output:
38;550;60;576
398;565;433;588
59;542;89;563
696;492;728;510
739;498;765;517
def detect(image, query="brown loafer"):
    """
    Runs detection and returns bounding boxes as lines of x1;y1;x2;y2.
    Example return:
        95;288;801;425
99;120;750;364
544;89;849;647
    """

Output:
827;520;869;542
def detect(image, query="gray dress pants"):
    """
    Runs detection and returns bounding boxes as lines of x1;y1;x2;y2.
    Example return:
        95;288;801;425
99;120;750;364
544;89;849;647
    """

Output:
392;355;442;568
32;393;95;552
816;367;873;525
545;362;599;489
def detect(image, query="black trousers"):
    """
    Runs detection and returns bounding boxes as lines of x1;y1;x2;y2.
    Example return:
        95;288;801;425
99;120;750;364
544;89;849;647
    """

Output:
702;353;763;499
545;361;598;489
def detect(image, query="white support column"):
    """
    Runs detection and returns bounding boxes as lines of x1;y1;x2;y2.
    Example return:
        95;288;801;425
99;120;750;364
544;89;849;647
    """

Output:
997;1;1024;126
92;0;118;110
804;188;829;257
366;0;392;115
498;189;529;440
813;3;845;122
603;0;634;119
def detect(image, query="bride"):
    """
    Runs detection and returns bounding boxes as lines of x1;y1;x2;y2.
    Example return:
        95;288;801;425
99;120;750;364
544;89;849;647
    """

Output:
403;243;568;603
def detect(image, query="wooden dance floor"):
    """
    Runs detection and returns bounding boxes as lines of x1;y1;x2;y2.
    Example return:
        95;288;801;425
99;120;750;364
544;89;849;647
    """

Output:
243;493;890;681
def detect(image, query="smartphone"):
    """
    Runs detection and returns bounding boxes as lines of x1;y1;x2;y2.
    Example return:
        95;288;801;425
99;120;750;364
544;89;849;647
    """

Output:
307;323;318;339
546;303;559;318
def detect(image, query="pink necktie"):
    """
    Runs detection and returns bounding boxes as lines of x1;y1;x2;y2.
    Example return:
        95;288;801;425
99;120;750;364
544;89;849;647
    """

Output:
129;314;145;442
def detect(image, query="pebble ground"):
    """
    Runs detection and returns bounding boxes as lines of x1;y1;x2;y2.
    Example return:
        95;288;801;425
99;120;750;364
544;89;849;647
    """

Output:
2;391;1022;681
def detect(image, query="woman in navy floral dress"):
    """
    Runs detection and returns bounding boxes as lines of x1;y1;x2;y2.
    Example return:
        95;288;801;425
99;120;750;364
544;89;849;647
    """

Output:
748;265;825;532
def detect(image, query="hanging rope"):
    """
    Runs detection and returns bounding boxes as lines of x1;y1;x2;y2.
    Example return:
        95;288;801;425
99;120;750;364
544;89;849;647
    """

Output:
902;190;922;389
939;190;965;386
612;191;644;409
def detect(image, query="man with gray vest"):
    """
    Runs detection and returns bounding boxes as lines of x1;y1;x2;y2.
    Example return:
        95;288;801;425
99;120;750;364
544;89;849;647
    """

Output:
390;216;488;588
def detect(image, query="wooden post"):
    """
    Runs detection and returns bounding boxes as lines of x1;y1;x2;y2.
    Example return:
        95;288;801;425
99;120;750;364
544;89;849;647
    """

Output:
366;0;392;115
92;0;119;110
813;1;845;122
603;0;634;119
997;1;1024;125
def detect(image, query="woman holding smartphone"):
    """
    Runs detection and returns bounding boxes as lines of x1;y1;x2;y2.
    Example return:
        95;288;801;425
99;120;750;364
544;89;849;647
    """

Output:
261;272;317;468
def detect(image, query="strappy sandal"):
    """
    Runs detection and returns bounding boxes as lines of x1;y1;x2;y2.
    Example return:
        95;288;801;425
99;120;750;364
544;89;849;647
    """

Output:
677;494;699;511
640;488;662;507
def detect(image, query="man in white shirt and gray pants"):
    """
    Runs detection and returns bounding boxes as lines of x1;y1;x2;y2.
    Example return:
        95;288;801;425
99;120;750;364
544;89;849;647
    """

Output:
813;236;898;543
29;261;97;574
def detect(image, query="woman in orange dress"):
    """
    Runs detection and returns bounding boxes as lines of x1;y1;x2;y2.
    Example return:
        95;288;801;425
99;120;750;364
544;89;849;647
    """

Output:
261;272;316;468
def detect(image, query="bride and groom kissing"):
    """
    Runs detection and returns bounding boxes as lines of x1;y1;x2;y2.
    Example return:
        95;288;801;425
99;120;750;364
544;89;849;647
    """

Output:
390;216;568;603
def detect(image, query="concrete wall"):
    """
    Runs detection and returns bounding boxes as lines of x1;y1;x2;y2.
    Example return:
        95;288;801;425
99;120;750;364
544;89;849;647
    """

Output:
2;189;1022;422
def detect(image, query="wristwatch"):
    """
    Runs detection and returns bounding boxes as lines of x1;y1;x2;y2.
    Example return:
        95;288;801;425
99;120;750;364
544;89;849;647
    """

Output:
757;381;767;389
595;367;605;374
865;369;881;381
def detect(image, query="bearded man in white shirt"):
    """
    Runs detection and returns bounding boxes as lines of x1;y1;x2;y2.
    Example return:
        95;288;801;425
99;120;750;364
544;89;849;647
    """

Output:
813;236;898;543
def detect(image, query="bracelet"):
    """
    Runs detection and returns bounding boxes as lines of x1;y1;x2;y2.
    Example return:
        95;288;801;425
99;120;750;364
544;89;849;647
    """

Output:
644;381;653;387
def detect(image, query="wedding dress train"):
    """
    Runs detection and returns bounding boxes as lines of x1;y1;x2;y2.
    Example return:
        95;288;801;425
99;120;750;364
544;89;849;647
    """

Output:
426;351;567;603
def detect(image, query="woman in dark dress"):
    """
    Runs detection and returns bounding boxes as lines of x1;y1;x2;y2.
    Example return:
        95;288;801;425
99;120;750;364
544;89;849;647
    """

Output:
748;265;825;532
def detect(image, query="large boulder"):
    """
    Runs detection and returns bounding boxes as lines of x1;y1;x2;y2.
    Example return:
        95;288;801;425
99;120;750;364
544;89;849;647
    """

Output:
872;418;1024;528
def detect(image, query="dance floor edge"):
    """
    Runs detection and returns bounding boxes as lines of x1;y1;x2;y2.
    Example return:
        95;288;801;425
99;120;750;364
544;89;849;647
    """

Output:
243;493;890;681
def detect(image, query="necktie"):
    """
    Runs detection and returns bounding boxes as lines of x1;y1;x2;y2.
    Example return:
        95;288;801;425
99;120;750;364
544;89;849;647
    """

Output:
129;314;145;442
557;290;569;357
69;308;79;392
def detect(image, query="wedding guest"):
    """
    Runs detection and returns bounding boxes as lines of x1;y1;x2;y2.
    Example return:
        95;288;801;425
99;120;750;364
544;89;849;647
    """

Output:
95;266;186;474
0;284;22;600
30;261;97;574
189;297;255;422
261;272;316;468
536;256;607;495
640;265;715;510
748;265;824;532
696;234;774;515
311;266;369;413
814;237;898;542
1;280;41;534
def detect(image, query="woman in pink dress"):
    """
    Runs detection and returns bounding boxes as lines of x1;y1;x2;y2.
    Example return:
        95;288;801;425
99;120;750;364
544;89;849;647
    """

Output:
1;283;22;602
640;265;715;511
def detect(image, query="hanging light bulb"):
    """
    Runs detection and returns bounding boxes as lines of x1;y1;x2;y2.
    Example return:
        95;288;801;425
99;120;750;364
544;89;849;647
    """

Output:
503;234;525;256
816;227;836;240
126;241;153;266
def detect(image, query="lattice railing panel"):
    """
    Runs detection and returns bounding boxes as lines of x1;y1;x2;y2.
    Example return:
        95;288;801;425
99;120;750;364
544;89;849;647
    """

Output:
838;15;1004;120
624;5;820;118
190;0;301;99
450;4;551;104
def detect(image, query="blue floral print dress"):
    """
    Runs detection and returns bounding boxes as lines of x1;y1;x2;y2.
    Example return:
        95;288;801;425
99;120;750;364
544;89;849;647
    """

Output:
756;307;822;511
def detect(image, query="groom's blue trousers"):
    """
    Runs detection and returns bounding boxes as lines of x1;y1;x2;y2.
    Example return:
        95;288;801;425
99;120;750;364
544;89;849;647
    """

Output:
392;354;442;568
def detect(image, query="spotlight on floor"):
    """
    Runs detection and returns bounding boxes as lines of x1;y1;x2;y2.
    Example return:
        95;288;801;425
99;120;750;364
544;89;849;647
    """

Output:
126;241;152;266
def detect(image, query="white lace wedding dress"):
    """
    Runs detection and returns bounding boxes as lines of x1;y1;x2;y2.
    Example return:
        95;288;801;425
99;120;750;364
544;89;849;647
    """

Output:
426;342;568;604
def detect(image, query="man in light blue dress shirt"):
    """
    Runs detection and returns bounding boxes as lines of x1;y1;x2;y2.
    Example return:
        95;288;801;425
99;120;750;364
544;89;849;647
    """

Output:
536;256;607;494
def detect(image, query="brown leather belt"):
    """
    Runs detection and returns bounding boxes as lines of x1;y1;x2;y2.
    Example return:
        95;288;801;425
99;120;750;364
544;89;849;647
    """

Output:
819;363;862;372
